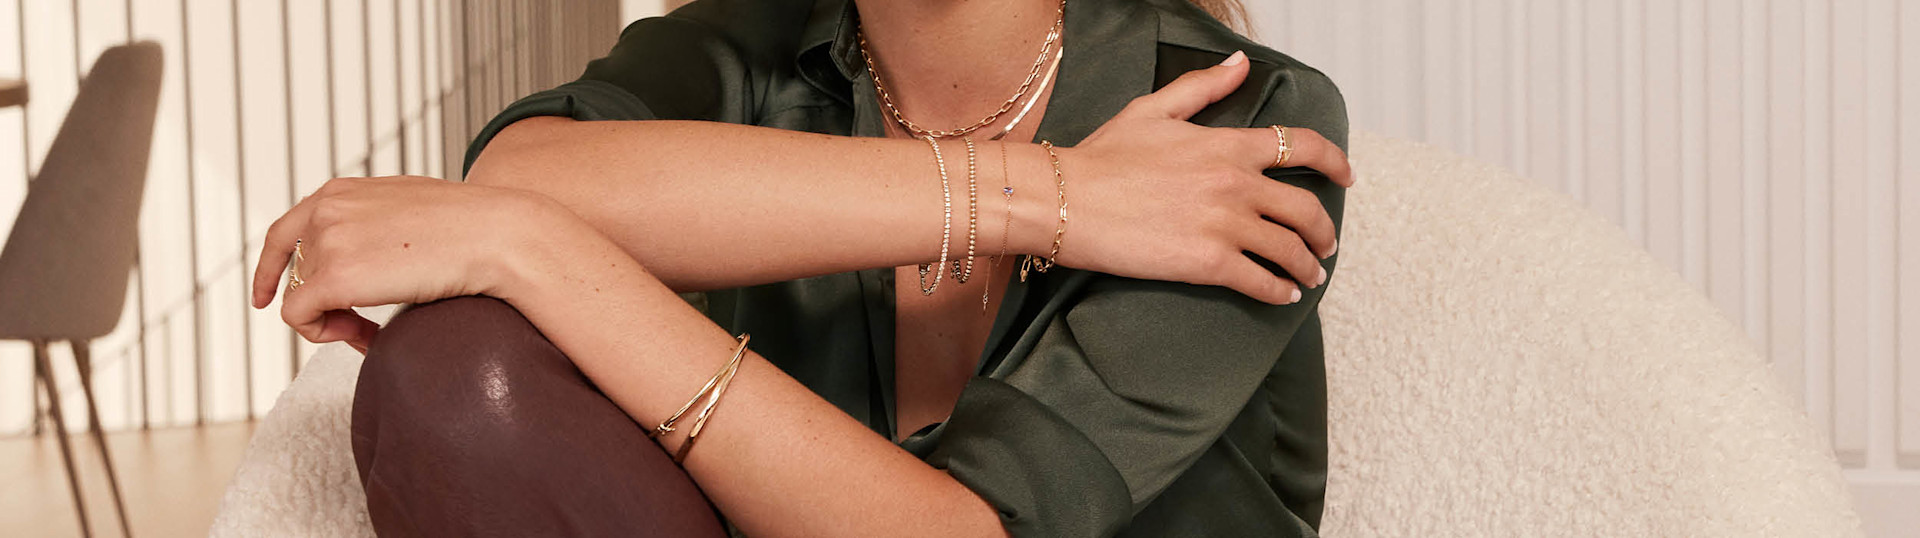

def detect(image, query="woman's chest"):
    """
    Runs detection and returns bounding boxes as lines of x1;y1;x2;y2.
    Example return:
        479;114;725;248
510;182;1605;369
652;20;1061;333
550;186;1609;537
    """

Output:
890;257;1015;439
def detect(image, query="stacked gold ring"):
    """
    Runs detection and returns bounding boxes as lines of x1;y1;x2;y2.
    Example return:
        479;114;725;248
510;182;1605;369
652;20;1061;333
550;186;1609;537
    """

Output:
1271;125;1294;169
287;239;306;291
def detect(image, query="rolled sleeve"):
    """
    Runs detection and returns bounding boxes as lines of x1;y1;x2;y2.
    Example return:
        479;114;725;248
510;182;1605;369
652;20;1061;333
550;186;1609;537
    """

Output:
905;64;1349;537
463;15;752;174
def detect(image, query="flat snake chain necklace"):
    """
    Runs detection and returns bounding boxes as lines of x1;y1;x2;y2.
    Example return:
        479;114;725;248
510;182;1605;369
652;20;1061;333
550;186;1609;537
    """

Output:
856;0;1066;140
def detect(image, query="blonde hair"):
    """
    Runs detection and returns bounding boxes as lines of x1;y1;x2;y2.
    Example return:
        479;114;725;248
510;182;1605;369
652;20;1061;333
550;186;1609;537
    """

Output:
1186;0;1248;33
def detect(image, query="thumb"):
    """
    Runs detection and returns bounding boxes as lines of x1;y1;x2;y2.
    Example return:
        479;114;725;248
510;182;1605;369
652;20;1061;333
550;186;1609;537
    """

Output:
1123;50;1250;120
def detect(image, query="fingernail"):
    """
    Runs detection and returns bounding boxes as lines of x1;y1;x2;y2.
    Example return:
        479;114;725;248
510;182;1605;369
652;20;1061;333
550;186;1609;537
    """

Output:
1314;266;1327;288
1220;50;1246;66
1323;239;1339;259
1289;288;1303;304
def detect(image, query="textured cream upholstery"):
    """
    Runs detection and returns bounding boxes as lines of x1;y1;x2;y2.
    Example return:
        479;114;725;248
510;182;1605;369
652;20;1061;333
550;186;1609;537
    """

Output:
212;132;1863;537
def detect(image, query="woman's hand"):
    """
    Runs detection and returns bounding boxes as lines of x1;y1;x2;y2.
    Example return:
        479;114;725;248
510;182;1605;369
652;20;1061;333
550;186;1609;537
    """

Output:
249;176;585;352
1049;51;1353;305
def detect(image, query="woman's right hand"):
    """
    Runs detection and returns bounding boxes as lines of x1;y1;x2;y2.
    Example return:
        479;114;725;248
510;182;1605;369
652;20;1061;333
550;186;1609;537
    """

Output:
1046;50;1353;305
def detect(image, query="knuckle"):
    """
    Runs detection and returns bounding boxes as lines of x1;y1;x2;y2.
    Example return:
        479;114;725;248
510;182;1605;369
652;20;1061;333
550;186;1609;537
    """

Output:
265;216;291;240
1198;167;1242;195
308;198;349;227
1197;247;1235;277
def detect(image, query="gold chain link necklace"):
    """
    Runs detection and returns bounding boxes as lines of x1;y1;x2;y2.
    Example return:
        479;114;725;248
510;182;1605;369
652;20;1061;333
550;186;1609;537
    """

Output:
856;0;1066;140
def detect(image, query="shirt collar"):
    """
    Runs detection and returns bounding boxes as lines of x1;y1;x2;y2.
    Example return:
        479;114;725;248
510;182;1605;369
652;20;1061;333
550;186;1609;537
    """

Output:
795;0;1160;146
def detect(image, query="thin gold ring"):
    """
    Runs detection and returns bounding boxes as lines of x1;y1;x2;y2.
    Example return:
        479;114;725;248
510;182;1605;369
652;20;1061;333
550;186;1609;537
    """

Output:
287;239;306;291
1271;125;1294;169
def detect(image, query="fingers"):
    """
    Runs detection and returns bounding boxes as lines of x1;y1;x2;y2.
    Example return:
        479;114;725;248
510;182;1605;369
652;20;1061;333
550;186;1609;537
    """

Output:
1241;127;1354;187
1218;256;1304;306
320;310;380;353
252;199;316;308
1240;223;1327;294
1253;180;1339;258
279;267;380;349
1122;50;1250;120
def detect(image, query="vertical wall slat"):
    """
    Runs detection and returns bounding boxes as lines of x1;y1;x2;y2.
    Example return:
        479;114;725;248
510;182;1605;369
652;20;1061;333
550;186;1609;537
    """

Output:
237;0;294;416
1525;0;1561;188
1679;0;1709;290
1619;0;1646;245
1801;0;1837;446
1900;0;1920;470
1583;0;1621;227
1738;0;1769;356
1559;0;1585;201
1643;0;1684;273
1417;0;1452;150
1864;0;1900;470
1705;0;1745;329
1830;0;1872;467
1767;0;1807;406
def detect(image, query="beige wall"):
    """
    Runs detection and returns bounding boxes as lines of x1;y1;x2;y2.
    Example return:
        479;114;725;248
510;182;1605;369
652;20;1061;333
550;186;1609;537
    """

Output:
1246;0;1916;534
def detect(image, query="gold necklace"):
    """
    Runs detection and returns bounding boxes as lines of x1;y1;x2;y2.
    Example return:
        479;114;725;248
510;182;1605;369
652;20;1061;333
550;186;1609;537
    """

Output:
857;0;1066;140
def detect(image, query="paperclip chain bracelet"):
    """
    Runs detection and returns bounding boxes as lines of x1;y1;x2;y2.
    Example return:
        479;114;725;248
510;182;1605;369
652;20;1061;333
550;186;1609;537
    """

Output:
1022;141;1067;281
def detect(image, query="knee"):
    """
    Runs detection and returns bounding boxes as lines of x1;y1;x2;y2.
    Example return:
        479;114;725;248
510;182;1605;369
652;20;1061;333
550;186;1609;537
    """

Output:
355;295;571;404
350;296;582;468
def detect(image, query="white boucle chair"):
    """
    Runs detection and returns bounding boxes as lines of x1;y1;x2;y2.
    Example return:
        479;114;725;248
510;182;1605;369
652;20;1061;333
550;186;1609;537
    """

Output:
210;132;1864;537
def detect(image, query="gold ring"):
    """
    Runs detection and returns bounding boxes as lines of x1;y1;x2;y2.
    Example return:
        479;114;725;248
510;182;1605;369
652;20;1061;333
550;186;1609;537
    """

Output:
287;239;306;291
1271;125;1294;169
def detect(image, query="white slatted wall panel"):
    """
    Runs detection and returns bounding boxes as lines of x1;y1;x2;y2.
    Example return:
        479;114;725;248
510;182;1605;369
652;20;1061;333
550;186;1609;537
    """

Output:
1248;1;1916;533
0;0;624;435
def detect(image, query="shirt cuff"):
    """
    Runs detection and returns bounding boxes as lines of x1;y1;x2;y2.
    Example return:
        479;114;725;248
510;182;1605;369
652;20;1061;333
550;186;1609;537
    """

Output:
461;79;659;175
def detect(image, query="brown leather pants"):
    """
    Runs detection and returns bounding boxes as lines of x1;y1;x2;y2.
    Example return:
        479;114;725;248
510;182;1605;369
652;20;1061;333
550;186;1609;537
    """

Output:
351;296;728;537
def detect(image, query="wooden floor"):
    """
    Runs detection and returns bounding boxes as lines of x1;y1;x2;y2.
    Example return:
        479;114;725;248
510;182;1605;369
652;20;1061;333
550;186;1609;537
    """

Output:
0;421;256;537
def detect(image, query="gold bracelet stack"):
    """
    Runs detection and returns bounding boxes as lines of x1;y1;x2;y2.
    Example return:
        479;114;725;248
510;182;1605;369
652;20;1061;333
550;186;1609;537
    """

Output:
917;137;954;295
1021;141;1068;281
648;334;751;464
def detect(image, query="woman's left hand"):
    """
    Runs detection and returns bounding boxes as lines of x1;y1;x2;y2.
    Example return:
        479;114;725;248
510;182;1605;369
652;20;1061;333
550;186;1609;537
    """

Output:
250;175;579;352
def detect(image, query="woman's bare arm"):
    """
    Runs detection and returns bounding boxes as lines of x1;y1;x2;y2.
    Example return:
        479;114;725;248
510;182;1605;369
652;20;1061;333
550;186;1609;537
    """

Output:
469;117;1057;292
466;55;1353;302
506;221;1010;537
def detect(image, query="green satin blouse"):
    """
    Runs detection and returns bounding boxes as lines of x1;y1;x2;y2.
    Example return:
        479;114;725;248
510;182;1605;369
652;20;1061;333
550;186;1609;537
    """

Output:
465;0;1348;535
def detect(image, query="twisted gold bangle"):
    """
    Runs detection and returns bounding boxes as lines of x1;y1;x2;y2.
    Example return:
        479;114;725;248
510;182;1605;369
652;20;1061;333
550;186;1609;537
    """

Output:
648;334;752;442
648;334;751;465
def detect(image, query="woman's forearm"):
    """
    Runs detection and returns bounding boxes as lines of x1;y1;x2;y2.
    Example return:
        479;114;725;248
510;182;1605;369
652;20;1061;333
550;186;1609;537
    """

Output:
469;117;1056;292
498;220;1007;538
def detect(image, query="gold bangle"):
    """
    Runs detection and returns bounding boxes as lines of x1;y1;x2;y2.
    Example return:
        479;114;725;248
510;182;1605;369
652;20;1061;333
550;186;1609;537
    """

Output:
673;334;748;464
648;334;752;442
917;136;953;295
1022;141;1067;281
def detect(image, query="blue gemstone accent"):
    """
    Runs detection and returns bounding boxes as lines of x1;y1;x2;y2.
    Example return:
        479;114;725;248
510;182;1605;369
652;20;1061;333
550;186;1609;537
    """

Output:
1003;186;1014;195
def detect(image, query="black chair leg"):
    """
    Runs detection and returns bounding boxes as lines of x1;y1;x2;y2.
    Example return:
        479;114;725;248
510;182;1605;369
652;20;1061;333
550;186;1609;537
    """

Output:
73;340;134;538
33;339;93;538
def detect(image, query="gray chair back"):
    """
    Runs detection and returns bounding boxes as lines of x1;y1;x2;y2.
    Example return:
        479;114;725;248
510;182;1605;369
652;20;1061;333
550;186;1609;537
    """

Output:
0;42;164;340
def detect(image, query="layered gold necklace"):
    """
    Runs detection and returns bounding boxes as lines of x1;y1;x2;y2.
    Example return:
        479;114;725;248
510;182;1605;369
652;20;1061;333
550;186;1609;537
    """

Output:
856;0;1067;140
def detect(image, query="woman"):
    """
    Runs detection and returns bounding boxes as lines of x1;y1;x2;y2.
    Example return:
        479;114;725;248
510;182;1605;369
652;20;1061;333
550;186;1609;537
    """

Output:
254;0;1352;535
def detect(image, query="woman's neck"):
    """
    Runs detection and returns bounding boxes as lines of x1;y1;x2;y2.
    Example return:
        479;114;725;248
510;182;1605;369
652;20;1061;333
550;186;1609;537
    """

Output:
852;0;1064;130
